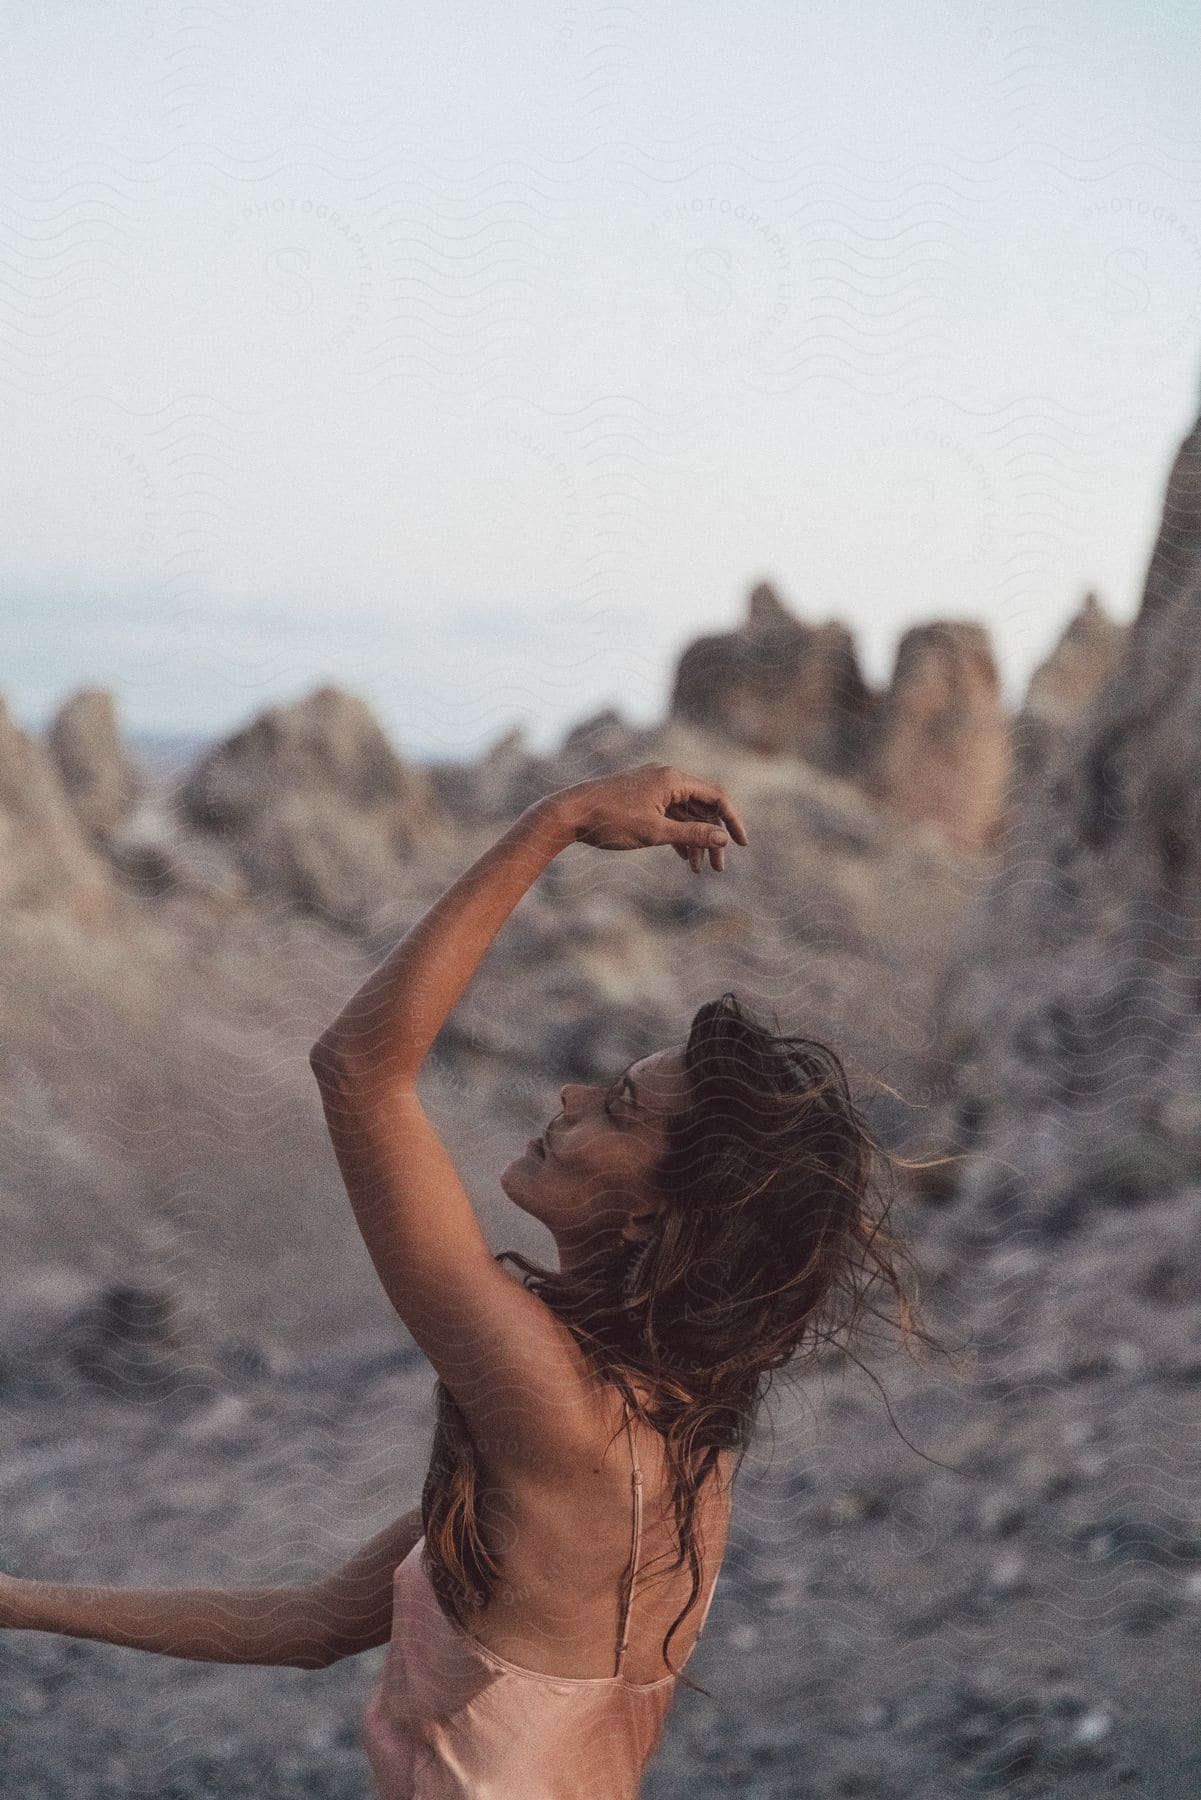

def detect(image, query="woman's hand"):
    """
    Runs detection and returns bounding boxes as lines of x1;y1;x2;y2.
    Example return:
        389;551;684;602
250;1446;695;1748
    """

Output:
564;764;749;872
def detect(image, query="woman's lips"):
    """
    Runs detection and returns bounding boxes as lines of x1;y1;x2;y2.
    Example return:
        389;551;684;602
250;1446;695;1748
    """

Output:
527;1136;546;1158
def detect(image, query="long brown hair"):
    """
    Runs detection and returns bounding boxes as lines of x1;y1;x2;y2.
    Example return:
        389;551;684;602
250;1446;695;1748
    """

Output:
420;990;957;1696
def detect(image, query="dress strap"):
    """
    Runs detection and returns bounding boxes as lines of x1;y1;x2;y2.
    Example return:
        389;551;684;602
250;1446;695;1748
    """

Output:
613;1395;644;1677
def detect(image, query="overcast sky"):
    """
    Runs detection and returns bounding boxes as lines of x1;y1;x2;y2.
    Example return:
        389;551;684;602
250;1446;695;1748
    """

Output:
4;2;1201;759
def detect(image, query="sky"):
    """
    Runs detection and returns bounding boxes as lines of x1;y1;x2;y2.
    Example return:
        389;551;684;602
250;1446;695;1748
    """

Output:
4;2;1201;761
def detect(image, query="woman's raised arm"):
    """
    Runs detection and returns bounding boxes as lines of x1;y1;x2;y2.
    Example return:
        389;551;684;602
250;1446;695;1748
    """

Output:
311;765;745;1092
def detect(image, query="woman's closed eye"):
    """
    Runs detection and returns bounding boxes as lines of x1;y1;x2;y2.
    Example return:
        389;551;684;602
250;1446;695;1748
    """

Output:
605;1075;633;1120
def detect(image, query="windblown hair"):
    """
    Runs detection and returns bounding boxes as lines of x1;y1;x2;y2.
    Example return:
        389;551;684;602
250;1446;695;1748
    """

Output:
420;990;955;1696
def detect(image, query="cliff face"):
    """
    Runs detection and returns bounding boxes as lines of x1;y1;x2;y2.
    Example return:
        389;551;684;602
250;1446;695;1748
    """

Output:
920;410;1201;1228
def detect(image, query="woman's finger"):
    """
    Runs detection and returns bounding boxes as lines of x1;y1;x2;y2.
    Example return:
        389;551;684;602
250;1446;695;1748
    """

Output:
676;776;749;847
708;790;748;846
663;818;729;853
688;846;703;873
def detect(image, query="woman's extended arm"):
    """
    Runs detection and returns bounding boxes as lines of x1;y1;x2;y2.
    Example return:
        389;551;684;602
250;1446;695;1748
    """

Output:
0;1506;426;1671
0;1570;336;1670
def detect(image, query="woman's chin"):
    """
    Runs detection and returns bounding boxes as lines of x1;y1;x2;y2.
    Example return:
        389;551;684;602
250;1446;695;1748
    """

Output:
499;1160;536;1201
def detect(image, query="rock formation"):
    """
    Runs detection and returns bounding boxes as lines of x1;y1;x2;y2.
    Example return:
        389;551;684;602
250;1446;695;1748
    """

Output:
668;581;877;775
668;582;1012;850
0;697;112;920
1008;592;1127;790
426;726;533;820
919;405;1201;1228
47;687;142;842
181;684;427;831
560;706;644;772
425;710;668;825
178;685;441;930
863;620;1011;852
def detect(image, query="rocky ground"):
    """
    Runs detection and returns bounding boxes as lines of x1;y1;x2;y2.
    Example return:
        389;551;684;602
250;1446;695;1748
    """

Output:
2;767;1198;1795
2;1159;1200;1797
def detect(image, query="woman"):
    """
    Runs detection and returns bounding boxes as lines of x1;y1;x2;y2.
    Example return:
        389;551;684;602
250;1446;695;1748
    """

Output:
1;763;937;1797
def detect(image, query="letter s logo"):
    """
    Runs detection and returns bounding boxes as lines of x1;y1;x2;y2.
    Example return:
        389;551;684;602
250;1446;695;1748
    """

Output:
264;246;314;317
1102;245;1151;317
684;245;735;317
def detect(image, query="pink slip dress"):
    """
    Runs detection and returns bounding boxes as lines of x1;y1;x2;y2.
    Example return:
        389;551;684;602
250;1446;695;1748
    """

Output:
361;1396;723;1798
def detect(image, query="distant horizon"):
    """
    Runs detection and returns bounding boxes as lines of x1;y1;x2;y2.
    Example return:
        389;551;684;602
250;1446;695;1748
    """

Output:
14;570;1116;775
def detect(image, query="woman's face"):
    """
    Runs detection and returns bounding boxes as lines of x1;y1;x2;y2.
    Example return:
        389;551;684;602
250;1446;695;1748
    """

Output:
500;1046;688;1254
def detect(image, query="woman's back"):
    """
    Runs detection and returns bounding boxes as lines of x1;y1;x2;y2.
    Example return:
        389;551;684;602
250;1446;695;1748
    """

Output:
467;1380;733;1684
362;1384;732;1796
